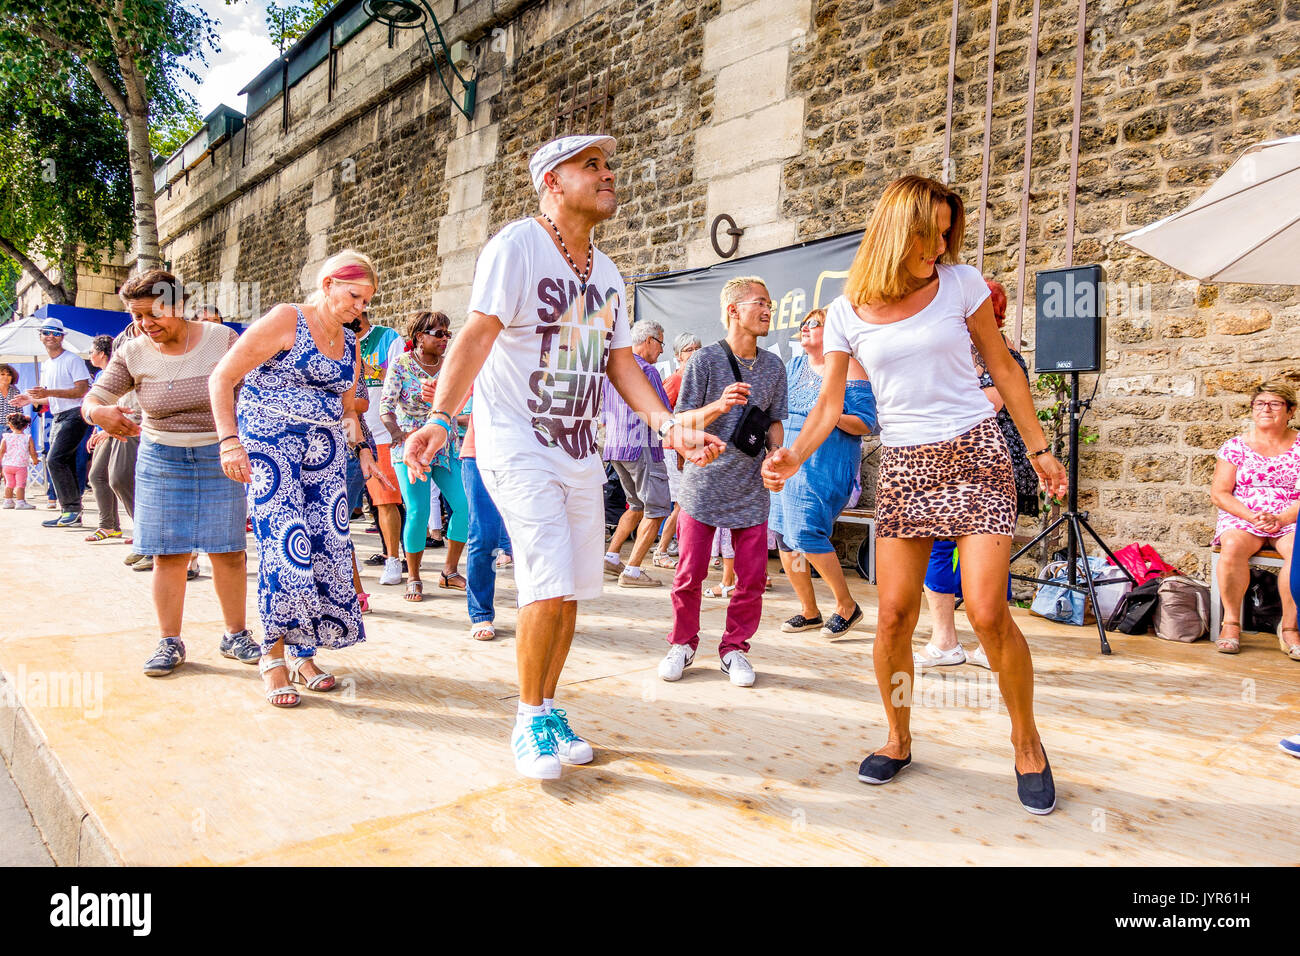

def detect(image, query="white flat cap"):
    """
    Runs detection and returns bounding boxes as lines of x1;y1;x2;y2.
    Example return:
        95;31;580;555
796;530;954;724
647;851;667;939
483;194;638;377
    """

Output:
529;134;617;193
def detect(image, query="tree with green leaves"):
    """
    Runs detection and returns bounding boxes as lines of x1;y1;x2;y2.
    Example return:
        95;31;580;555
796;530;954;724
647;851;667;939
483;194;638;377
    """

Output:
265;0;334;51
0;79;134;305
0;0;217;272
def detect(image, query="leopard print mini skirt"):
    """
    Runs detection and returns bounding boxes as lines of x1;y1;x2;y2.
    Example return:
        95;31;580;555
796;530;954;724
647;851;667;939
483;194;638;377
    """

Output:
875;417;1017;539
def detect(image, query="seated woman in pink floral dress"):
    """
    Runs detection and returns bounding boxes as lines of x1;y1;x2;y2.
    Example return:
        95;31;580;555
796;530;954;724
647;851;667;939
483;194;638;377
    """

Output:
1210;380;1300;655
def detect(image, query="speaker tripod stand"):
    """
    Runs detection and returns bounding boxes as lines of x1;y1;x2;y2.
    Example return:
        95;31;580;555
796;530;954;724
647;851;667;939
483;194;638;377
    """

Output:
1009;373;1135;654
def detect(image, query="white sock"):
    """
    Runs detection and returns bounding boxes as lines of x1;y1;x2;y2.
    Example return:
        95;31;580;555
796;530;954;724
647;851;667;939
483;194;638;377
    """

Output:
605;551;619;563
517;702;547;724
624;565;643;577
542;698;554;713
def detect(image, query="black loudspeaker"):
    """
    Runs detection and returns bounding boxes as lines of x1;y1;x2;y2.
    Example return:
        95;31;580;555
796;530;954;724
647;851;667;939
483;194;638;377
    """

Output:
1033;265;1105;373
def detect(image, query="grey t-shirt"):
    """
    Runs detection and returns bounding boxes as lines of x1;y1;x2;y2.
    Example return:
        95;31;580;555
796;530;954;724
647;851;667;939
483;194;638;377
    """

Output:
674;341;788;529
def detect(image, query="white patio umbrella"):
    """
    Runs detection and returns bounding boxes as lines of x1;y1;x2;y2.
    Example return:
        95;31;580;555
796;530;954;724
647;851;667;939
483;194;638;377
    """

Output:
0;315;95;363
1120;135;1300;285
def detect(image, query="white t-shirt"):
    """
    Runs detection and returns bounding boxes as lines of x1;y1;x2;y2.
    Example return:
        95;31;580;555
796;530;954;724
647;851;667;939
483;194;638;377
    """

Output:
823;263;995;447
40;349;92;415
468;217;631;487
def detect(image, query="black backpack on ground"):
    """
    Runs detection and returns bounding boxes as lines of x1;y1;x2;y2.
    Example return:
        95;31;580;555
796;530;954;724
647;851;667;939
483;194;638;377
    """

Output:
1105;577;1162;634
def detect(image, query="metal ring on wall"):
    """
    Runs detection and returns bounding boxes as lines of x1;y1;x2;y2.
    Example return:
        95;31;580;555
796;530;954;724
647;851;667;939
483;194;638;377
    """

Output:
710;214;745;259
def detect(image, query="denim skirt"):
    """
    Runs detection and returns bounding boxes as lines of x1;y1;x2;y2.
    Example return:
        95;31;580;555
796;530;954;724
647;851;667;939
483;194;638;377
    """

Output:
134;438;247;555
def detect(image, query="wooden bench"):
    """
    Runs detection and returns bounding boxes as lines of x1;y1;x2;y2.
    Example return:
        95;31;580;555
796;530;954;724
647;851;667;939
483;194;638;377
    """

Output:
835;508;876;582
1209;544;1284;637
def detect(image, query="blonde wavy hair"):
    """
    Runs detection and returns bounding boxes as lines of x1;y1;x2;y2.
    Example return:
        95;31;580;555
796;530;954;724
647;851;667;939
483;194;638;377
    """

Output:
843;175;967;306
308;249;379;306
719;275;768;330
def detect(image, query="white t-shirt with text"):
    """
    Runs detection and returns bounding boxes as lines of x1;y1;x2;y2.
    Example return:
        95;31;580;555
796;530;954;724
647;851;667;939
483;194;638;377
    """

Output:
823;262;994;447
468;217;631;487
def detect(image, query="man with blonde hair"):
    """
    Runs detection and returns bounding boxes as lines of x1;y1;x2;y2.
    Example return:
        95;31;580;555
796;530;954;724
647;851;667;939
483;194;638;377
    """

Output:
659;276;787;687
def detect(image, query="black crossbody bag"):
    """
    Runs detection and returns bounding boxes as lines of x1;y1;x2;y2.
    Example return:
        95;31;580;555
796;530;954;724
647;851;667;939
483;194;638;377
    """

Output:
718;340;769;458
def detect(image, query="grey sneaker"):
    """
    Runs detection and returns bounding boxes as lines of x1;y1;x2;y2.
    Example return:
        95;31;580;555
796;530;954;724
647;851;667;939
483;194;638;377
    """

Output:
219;629;261;664
143;638;185;677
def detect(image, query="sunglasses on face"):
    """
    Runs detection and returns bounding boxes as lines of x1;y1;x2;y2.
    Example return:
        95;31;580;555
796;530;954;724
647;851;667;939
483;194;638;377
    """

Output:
40;331;64;338
800;319;823;331
422;330;452;339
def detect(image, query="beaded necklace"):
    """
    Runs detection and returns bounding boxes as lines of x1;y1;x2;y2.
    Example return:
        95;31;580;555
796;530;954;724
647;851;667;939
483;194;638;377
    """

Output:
540;213;593;292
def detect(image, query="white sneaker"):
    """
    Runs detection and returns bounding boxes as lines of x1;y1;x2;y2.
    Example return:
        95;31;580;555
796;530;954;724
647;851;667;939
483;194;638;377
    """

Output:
379;557;403;586
546;709;593;765
967;645;992;669
14;500;34;510
913;642;966;667
512;716;562;779
1;500;12;509
721;650;755;687
659;643;695;681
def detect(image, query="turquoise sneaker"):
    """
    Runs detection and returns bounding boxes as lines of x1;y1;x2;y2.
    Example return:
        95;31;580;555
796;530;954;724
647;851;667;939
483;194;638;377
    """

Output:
546;708;593;765
511;715;561;779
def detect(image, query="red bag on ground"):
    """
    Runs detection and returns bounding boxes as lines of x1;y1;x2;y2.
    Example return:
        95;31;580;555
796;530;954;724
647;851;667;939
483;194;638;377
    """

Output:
1109;543;1179;585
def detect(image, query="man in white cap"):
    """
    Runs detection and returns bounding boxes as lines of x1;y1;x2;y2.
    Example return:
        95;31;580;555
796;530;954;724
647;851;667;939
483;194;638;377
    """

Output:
404;134;725;779
25;318;91;527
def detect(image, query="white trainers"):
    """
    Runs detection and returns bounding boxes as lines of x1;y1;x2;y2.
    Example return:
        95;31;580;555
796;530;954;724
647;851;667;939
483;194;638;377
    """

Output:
1;500;12;509
967;644;992;669
546;709;594;765
511;716;562;779
379;557;403;586
14;501;34;510
659;643;695;681
721;650;755;687
913;642;966;667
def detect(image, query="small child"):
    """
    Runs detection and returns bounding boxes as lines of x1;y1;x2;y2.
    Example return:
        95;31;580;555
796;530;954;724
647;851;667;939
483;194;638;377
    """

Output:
2;412;38;510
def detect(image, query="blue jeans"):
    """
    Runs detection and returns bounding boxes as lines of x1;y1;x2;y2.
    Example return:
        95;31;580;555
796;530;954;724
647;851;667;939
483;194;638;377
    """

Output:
463;457;511;624
346;452;365;513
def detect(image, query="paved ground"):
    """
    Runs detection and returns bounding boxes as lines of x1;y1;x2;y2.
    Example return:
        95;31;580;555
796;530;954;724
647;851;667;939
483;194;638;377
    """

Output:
0;757;53;866
2;504;1299;865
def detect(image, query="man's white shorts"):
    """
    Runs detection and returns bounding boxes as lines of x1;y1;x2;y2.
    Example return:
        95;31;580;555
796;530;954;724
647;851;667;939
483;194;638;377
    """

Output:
478;468;605;606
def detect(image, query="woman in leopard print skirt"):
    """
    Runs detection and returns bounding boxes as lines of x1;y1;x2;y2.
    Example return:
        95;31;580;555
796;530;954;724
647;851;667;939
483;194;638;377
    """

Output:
764;175;1069;815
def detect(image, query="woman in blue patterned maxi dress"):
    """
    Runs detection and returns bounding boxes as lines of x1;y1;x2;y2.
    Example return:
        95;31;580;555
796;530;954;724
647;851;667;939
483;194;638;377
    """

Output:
209;251;383;707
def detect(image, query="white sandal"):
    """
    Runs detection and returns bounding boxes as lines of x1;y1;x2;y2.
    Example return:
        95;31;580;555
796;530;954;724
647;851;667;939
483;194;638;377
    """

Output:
259;657;301;707
470;621;496;641
913;642;967;667
287;655;336;692
704;583;736;598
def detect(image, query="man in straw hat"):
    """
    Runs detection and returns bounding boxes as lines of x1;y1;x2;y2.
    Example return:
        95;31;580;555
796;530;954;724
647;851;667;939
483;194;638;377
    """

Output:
404;134;725;779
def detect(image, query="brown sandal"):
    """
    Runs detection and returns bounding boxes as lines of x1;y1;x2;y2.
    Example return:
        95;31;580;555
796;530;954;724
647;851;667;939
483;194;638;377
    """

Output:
405;580;424;602
1216;621;1242;654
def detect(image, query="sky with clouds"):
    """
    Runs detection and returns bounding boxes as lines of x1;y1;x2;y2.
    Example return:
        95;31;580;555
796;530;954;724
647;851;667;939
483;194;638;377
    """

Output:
180;0;281;116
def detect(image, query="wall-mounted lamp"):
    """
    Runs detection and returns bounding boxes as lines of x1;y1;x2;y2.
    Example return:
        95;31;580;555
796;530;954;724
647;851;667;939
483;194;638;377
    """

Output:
363;0;477;119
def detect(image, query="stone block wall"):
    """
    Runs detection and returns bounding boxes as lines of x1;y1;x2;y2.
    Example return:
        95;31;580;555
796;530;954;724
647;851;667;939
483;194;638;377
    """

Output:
150;0;1300;579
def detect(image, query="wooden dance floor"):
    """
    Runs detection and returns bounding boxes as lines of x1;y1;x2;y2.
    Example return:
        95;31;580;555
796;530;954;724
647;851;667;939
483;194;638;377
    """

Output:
1;514;1297;866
